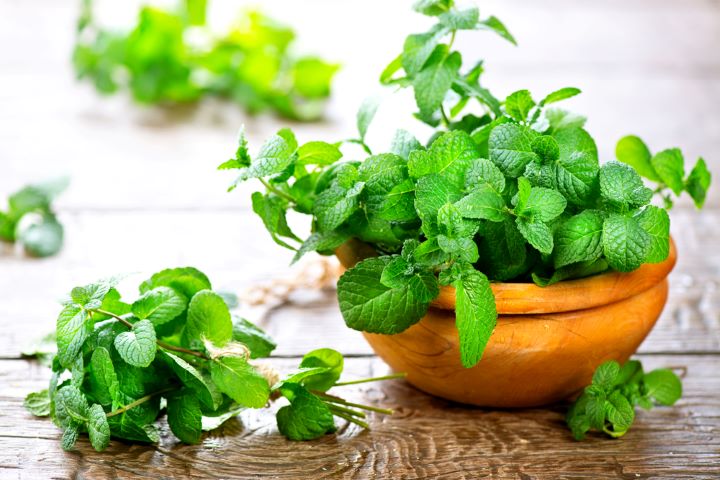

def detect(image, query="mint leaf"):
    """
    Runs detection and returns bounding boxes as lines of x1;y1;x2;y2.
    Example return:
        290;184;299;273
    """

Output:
516;218;553;254
414;174;463;221
19;216;64;258
685;157;711;208
651;148;685;195
297;141;342;166
454;184;507;221
602;214;650;272
292;230;351;264
531;135;560;163
489;123;539;177
635;206;670;263
297;348;344;392
251;191;300;250
605;390;634;435
553;210;604;268
276;383;336;441
210;357;270;408
413;46;461;118
379;179;417;222
599;161;652;207
643;369;682;406
465;158;505;192
440;7;479;30
87;404;111;451
314;181;365;231
518;185;567;222
161;350;219;410
55;385;89;429
401;26;448;76
167;392;202;444
552;128;599;205
185;290;232;347
504;90;535;123
390;129;423;159
413;0;453;16
56;305;89;367
408;130;479;186
357;96;381;141
140;267;211;299
540;87;581;105
235;132;297;182
615;135;660;182
478;16;516;45
232;317;277;359
89;347;119;406
24;390;51;417
114;319;157;368
218;127;251;170
453;267;497;367
545;108;586;133
592;360;620;390
132;286;186;326
337;257;437;334
62;424;80;451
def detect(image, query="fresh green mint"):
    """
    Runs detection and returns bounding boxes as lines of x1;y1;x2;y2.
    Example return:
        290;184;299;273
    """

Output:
566;359;683;439
25;267;400;450
73;0;338;120
0;177;68;257
222;1;712;368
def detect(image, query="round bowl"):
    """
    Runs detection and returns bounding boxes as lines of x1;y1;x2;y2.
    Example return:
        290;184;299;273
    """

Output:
335;238;677;407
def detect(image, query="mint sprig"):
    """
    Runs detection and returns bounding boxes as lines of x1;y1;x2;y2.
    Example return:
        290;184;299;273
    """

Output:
566;360;683;440
222;1;712;369
24;267;400;451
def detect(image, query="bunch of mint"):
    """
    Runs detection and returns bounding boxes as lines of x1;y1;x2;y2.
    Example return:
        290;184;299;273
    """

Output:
567;360;683;439
73;0;338;120
24;267;397;451
0;178;68;257
221;0;712;368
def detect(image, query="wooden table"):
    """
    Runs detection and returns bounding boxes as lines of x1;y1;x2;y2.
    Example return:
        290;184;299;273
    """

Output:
1;0;718;478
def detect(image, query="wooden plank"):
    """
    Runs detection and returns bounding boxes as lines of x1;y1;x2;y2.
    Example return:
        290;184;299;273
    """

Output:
1;354;718;479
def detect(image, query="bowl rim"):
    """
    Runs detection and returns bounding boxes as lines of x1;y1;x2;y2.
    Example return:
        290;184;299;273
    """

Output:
335;237;677;315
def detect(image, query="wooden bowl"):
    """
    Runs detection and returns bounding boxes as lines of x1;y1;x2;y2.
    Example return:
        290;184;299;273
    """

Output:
335;238;677;407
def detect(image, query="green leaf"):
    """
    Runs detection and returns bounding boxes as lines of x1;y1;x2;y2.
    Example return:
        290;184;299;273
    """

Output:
478;218;528;281
107;413;159;443
235;132;297;182
231;317;277;359
465;158;505;193
218;127;251;170
89;347;119;406
531;135;560;163
140;267;211;299
412;0;453;16
453;267;497;367
519;186;567;222
552;128;599;205
414;174;463;221
87;404;111;451
643;369;682;406
114;319;157;368
379;179;417;222
160;350;219;410
19;216;64;258
292;230;351;264
210;357;270;408
635;206;670;263
69;277;119;310
132;286;187;326
651;148;685;196
337;257;437;334
685;157;711;208
516;218;553;254
605;390;634;434
599;161;652;207
408;130;480;187
553;210;604;268
56;305;89;368
540;87;581;105
185;290;233;347
24;390;51;417
454;184;507;222
62;424;80;451
55;385;89;428
413;46;461;118
478;16;516;45
489;123;539;178
297;348;344;392
251;191;300;250
532;258;609;287
504;90;535;123
603;214;651;272
439;7;479;30
276;383;336;441
297;141;342;166
545;108;586;133
390;129;422;159
357;96;381;141
592;361;620;390
615;135;660;182
314;181;365;231
401;26;448;76
167;392;203;444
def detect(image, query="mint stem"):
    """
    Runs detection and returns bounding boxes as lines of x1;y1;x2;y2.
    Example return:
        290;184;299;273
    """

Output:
326;402;366;419
106;386;175;418
334;372;406;387
260;178;296;204
330;409;370;429
314;391;394;415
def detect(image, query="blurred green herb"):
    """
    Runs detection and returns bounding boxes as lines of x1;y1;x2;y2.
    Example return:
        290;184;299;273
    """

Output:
566;359;683;439
0;178;68;258
73;0;339;120
24;267;400;450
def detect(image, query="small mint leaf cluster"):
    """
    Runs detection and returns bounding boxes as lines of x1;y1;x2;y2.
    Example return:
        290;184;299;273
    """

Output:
222;0;711;369
73;0;338;120
567;360;683;440
25;267;397;450
0;177;67;257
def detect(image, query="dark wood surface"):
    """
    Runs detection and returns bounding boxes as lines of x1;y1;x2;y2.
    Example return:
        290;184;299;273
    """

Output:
1;0;719;478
